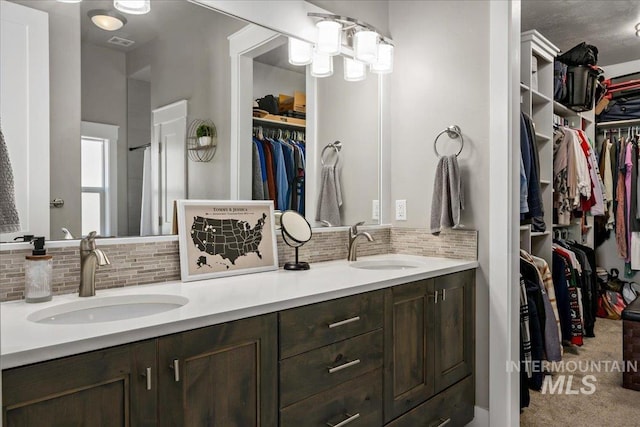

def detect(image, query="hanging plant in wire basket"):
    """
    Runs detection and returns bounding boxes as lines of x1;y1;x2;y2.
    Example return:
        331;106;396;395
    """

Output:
187;119;217;162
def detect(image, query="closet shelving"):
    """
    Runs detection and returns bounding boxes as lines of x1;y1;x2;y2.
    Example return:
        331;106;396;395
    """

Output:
519;30;597;263
520;30;559;265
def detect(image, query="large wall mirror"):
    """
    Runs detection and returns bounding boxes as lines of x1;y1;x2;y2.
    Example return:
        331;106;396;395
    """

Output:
0;0;383;245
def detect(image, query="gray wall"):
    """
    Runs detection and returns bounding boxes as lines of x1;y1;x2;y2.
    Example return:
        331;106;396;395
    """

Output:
130;5;246;200
317;58;379;226
127;79;151;236
388;0;491;409
253;62;305;100
12;0;82;240
81;43;128;237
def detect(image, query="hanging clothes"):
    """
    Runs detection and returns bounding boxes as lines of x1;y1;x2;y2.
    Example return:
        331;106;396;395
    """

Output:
520;113;545;231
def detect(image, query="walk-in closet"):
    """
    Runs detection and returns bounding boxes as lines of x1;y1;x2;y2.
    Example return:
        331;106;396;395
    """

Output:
519;1;640;425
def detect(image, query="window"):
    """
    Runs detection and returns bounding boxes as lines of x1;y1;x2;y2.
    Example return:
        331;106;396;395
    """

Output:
81;137;108;236
81;122;119;237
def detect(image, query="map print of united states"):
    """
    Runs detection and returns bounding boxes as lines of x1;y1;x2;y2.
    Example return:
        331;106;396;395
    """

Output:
190;213;267;265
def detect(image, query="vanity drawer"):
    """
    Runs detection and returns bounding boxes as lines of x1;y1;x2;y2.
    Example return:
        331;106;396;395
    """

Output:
385;375;474;427
279;290;383;358
280;329;383;407
280;369;382;427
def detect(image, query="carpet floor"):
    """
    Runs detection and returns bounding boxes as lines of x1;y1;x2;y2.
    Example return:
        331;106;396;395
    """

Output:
520;318;640;426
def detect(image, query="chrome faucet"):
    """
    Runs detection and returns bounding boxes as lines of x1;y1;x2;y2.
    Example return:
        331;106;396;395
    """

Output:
347;221;374;262
79;231;110;297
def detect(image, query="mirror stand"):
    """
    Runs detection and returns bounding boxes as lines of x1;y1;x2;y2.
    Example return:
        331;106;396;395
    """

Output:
284;246;310;271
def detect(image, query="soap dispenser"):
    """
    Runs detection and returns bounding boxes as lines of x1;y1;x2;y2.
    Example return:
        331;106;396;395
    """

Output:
24;237;53;303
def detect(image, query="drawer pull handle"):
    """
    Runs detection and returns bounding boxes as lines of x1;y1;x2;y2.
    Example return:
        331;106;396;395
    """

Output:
326;412;360;427
328;358;361;374
442;289;446;301
431;417;451;427
328;316;360;329
142;367;152;390
170;359;180;382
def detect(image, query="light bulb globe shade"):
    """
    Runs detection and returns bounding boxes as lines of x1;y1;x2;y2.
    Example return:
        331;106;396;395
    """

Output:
288;38;313;66
370;43;394;74
316;20;342;56
354;30;378;64
310;51;333;78
88;10;127;31
114;0;150;15
344;57;366;82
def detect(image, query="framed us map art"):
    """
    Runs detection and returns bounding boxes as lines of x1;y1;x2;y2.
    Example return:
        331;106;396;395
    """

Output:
176;200;278;282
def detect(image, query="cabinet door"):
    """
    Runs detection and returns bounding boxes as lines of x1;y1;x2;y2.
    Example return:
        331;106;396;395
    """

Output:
383;279;435;423
2;340;157;427
157;313;278;427
433;270;474;393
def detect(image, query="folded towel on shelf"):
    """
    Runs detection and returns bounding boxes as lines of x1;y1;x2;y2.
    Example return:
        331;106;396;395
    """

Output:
315;163;342;226
430;154;464;235
0;124;21;233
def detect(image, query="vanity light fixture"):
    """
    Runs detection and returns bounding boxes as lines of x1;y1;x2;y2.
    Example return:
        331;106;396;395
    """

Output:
88;9;127;31
344;57;366;81
56;0;82;3
636;23;640;37
310;51;333;78
288;38;313;66
303;12;394;82
370;42;394;74
114;0;150;15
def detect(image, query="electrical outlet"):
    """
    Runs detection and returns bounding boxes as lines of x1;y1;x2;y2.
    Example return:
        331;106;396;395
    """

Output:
395;199;407;221
372;200;379;221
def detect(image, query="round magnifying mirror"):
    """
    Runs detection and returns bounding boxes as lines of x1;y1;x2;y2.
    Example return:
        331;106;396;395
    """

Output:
281;211;312;244
280;210;312;270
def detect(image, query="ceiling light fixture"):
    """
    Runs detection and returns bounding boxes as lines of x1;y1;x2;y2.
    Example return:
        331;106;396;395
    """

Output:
88;9;127;31
300;13;394;82
114;0;150;15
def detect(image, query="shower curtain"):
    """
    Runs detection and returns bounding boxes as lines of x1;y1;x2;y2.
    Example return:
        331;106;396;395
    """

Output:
0;123;21;233
139;146;153;236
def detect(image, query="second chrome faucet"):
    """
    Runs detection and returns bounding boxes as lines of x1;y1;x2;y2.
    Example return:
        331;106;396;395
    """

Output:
347;221;374;262
79;231;110;297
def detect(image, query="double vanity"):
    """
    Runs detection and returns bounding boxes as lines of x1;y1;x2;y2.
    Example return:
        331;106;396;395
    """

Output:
1;254;478;426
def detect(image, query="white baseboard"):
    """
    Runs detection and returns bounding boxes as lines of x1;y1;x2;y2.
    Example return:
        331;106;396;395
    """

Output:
466;406;489;427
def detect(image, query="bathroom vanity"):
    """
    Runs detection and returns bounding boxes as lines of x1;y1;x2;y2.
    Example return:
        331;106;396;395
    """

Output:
1;255;477;426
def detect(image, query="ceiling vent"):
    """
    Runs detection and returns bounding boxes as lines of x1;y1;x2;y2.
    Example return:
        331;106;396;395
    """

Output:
107;36;135;48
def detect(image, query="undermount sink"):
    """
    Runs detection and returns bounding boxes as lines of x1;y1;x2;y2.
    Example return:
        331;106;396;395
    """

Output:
349;259;425;270
27;294;189;325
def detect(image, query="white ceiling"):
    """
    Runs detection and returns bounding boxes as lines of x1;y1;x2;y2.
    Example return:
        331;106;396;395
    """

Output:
522;0;640;67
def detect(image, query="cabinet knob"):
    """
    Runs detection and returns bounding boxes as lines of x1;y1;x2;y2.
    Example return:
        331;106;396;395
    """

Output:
169;359;180;382
326;412;360;427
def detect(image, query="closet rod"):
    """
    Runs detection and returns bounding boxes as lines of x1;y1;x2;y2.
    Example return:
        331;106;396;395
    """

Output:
596;118;640;129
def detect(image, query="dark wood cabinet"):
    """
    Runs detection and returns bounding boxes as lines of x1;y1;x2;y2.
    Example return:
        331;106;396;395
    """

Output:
157;313;278;427
2;339;157;427
384;270;475;425
2;268;475;427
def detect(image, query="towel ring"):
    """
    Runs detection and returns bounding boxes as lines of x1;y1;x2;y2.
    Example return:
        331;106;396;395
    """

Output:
433;125;464;158
321;141;342;166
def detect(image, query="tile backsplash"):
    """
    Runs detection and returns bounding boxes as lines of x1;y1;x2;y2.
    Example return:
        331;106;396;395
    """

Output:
0;227;476;302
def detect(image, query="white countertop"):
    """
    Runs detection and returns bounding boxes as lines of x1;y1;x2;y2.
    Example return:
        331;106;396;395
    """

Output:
1;254;478;369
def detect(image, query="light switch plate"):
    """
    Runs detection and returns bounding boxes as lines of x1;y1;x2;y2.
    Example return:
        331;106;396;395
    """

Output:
372;200;379;221
395;199;407;221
